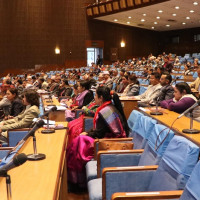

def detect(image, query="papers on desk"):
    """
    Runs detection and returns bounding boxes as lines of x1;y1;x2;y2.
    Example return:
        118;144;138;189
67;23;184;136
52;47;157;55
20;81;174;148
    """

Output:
44;105;67;111
37;89;47;94
139;107;150;112
33;118;56;125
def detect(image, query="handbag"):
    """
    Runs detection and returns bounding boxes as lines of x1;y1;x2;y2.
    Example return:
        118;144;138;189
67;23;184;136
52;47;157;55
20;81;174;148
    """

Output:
98;140;133;151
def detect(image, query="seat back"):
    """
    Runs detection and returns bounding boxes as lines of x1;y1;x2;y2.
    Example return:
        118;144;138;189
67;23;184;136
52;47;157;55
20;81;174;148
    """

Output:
138;123;174;166
0;149;12;160
148;136;199;191
180;161;200;200
132;115;157;149
8;130;29;147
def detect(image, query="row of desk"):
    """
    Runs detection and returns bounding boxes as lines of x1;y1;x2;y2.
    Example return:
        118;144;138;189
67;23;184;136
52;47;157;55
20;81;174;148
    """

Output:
0;94;69;200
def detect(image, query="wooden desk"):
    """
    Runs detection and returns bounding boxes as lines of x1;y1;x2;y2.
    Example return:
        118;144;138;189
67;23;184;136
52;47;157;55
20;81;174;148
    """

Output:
141;108;200;147
42;97;66;122
120;96;139;119
0;122;68;200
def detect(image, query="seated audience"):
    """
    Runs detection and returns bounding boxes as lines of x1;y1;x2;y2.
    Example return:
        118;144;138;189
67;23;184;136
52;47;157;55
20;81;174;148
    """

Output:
160;82;200;121
116;75;129;93
189;67;200;91
4;88;24;118
66;86;129;188
57;79;72;97
65;80;94;121
121;74;140;96
156;73;174;104
137;72;162;107
102;71;113;89
0;90;40;140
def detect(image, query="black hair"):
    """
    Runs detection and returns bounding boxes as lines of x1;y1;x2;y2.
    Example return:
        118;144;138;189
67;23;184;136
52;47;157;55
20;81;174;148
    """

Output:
96;86;129;136
6;80;12;85
63;79;69;85
151;72;161;80
7;88;18;98
17;79;23;85
162;72;172;84
23;90;39;107
73;84;78;90
128;74;138;84
175;82;192;94
32;76;36;80
79;80;90;90
39;77;45;83
123;75;129;80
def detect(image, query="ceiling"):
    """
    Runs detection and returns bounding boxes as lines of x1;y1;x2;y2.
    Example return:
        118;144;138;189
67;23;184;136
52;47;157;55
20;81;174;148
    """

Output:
94;0;200;31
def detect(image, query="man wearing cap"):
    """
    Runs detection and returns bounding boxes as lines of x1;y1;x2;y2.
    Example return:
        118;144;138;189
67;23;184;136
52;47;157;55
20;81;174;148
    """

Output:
102;71;113;89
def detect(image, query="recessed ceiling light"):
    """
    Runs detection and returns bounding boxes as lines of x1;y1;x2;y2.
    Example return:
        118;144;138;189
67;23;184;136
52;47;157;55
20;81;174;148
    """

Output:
156;16;160;19
172;13;177;16
166;24;170;27
143;14;146;16
114;19;118;22
175;6;180;9
158;10;163;13
182;22;186;25
154;22;158;24
193;2;198;5
127;21;130;24
190;10;195;13
186;17;190;20
141;19;145;22
152;27;155;29
128;16;132;19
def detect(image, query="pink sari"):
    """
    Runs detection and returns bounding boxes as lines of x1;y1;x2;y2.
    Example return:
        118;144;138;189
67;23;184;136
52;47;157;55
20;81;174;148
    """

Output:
67;135;94;187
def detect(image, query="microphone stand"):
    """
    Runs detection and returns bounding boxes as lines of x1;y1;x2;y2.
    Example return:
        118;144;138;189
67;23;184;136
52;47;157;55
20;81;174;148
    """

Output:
41;114;55;134
182;110;200;134
150;97;163;115
0;172;12;200
27;131;46;161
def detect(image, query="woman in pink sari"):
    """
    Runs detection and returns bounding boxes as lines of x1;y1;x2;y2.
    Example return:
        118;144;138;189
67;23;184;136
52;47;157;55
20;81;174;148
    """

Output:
67;86;129;190
65;80;94;122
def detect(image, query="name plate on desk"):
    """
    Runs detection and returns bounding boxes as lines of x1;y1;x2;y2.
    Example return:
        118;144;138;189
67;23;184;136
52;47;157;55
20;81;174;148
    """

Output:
120;96;139;100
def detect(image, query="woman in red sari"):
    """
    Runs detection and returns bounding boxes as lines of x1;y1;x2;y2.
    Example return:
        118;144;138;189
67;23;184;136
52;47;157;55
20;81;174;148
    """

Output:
67;86;129;190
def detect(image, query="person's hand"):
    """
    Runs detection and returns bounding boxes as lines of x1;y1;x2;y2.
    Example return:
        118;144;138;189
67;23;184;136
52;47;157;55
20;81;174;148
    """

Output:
80;132;88;136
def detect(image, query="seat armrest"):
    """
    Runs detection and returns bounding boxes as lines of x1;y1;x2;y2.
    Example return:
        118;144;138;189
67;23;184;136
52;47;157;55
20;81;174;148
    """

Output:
112;190;183;200
97;149;144;177
75;109;84;118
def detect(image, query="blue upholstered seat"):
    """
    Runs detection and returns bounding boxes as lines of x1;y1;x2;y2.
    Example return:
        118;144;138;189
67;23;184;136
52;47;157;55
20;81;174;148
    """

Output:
86;112;157;182
8;130;29;147
180;161;200;200
88;136;199;200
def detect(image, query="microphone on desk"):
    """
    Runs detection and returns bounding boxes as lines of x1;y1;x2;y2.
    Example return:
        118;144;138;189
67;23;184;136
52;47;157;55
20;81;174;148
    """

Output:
41;106;57;118
150;96;163;116
177;99;200;134
41;106;57;134
0;153;27;176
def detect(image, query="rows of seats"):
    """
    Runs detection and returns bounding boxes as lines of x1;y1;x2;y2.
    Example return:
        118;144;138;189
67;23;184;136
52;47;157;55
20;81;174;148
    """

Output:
86;110;200;200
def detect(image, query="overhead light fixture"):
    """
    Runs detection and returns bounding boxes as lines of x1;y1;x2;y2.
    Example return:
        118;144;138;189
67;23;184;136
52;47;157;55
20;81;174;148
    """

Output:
158;10;163;13
190;10;195;13
186;17;190;19
120;41;125;47
154;22;158;24
141;19;145;22
55;47;60;54
128;16;132;19
175;6;180;9
127;21;130;24
182;22;186;25
193;2;198;5
143;13;146;16
114;19;118;21
151;27;155;29
166;24;170;27
172;13;176;16
156;16;160;19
